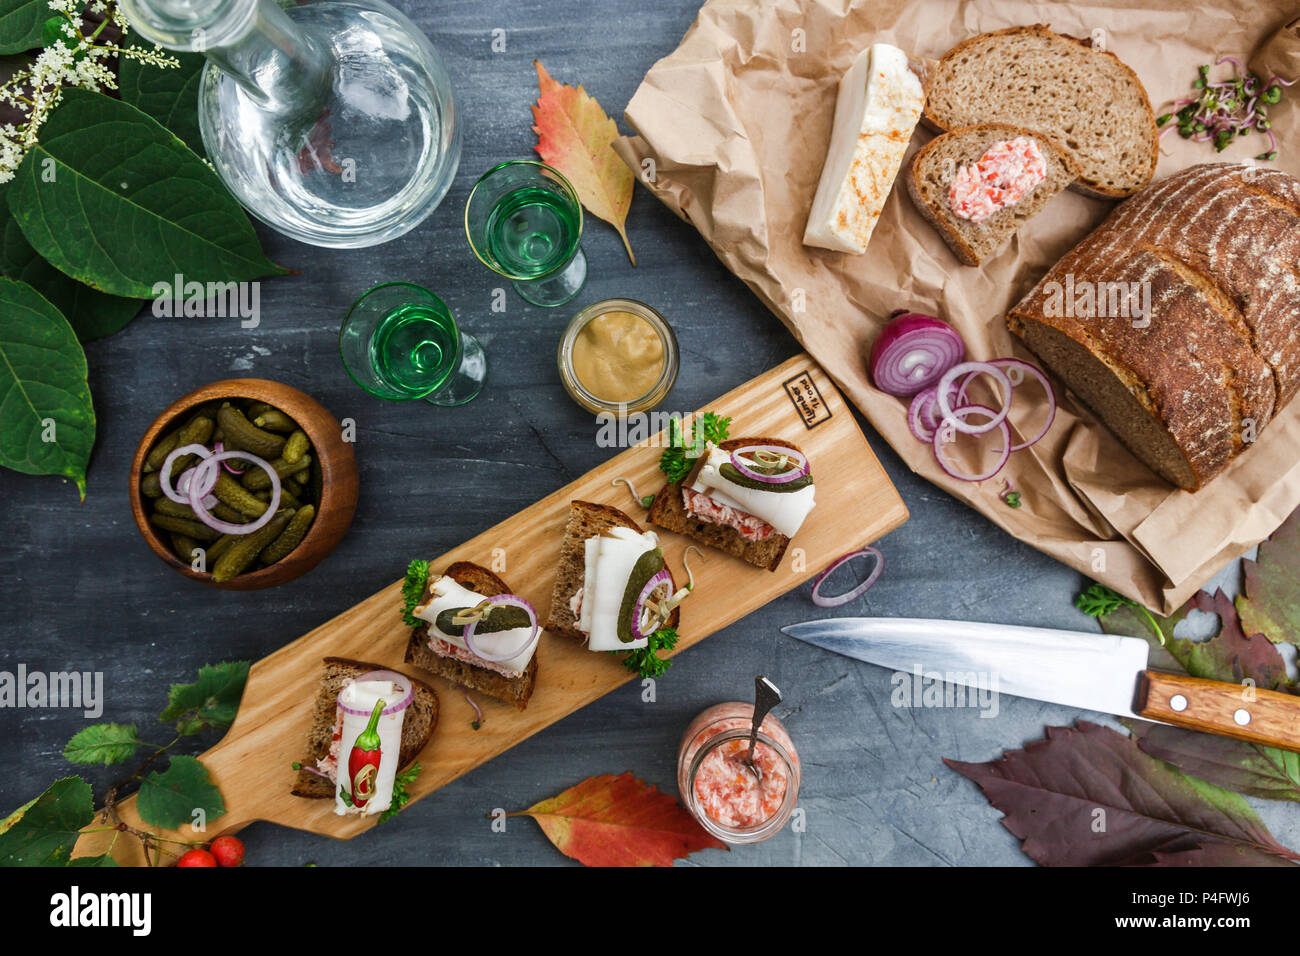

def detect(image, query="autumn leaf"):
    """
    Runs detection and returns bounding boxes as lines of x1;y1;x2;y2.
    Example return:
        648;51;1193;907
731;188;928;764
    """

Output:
1238;507;1300;648
509;772;726;866
946;722;1299;866
531;60;636;264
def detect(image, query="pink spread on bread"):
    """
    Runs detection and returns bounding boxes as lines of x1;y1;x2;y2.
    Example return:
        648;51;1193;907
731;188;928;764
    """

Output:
948;137;1047;222
428;634;524;679
682;486;775;542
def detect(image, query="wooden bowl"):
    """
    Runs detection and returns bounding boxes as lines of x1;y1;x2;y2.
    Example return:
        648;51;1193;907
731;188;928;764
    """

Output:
129;379;359;590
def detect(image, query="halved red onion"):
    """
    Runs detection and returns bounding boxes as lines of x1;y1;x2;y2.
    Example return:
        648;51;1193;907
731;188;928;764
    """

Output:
870;312;965;397
187;451;281;535
811;547;884;608
933;404;1011;481
160;443;215;504
631;569;672;642
729;445;810;483
338;670;414;717
464;594;540;664
935;362;1012;435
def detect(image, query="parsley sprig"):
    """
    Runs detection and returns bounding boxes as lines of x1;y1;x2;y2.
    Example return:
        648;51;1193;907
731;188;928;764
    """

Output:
402;559;430;626
616;626;679;679
1076;582;1165;646
378;762;422;823
659;412;732;483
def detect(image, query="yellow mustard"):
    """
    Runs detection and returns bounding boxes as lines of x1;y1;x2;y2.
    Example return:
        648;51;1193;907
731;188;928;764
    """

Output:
570;310;665;403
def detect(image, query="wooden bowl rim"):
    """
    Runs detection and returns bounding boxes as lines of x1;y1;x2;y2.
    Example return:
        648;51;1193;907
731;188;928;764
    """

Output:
128;378;358;589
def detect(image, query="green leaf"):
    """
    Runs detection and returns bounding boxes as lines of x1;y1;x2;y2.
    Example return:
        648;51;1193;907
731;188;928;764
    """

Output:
69;853;119;866
119;34;207;157
0;204;142;341
7;89;286;298
378;762;421;823
401;559;430;627
1238;508;1300;648
160;661;249;729
0;277;95;497
136;755;225;830
0;778;93;866
1124;720;1300;802
0;0;47;54
63;723;144;766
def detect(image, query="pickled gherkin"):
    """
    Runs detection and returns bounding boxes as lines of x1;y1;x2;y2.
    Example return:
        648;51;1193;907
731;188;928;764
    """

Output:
258;504;315;564
211;509;294;582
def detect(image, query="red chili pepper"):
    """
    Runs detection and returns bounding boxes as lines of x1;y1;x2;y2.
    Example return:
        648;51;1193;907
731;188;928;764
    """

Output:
347;698;385;809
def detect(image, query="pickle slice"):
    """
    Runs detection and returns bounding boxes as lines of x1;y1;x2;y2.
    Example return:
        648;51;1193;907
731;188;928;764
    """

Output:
434;604;533;637
718;462;812;493
617;547;666;644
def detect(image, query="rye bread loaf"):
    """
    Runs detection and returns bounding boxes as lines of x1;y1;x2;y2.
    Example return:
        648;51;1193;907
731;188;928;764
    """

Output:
291;658;439;799
647;437;802;571
1008;162;1300;491
924;25;1158;198
545;500;679;641
906;123;1080;265
405;561;537;710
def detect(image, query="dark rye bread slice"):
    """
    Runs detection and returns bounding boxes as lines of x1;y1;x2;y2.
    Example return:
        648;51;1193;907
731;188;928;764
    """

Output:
924;25;1158;198
291;658;438;798
545;501;680;641
1009;162;1300;490
647;437;803;572
404;561;537;710
906;123;1080;265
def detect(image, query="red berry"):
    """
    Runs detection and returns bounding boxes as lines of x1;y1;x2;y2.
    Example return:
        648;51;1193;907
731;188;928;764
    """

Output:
210;835;245;867
176;848;217;867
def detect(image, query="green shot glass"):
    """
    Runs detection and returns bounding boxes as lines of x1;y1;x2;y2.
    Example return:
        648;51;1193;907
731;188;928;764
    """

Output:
339;282;485;406
464;160;587;307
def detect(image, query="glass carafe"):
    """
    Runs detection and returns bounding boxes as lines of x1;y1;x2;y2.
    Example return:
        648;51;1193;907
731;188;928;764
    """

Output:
119;0;462;248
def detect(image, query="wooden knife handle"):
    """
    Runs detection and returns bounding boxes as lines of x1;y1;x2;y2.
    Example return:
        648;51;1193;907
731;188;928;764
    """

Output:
1136;671;1300;753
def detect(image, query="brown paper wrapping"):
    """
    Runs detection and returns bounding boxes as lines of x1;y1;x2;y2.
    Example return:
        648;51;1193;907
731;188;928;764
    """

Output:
615;0;1300;614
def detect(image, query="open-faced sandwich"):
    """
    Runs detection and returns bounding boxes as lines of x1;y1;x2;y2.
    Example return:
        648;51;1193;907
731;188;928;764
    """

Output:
290;658;438;818
648;438;815;571
546;501;684;671
403;560;540;710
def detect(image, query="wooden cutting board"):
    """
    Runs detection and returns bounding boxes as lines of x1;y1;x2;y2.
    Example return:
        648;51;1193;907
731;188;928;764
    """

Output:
75;354;907;863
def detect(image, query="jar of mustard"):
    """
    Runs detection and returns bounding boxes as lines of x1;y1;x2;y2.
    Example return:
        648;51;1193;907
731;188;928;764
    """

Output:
557;299;679;415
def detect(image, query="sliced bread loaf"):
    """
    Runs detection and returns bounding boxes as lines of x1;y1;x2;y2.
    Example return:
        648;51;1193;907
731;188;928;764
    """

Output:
545;500;679;641
647;437;801;571
405;561;537;710
1008;162;1300;490
924;25;1158;198
291;657;439;798
907;123;1079;265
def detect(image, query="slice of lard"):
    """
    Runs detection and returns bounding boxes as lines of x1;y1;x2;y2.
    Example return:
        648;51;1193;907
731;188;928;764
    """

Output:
803;43;924;254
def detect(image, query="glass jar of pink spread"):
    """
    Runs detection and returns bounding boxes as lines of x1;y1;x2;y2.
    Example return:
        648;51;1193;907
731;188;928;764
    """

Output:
677;702;800;844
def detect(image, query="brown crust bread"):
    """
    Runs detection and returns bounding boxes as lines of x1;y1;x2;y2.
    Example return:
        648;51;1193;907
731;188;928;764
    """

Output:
291;657;439;799
905;123;1080;266
1008;162;1300;490
404;561;538;710
923;24;1158;198
545;500;680;640
647;437;801;572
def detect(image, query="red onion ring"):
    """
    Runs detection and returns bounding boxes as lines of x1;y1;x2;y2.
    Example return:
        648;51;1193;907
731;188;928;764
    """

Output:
933;404;1011;482
631;569;672;642
728;445;810;484
187;451;282;535
975;359;1056;452
213;442;248;475
338;670;414;717
160;443;215;504
811;547;884;608
464;594;540;664
935;362;1011;435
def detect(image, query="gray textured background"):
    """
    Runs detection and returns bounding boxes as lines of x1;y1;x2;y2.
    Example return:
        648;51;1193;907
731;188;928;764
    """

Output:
1;0;1294;867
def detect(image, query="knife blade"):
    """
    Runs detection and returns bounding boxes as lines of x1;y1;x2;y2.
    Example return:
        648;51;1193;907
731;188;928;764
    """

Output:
781;617;1300;753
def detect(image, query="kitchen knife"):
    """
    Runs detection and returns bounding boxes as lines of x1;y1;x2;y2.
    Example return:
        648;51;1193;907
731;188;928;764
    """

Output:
781;617;1300;753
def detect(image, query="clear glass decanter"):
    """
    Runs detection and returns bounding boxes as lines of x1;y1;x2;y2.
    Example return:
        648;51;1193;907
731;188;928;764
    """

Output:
119;0;462;248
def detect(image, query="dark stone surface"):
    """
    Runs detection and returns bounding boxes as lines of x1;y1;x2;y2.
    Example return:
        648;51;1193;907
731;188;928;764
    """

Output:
1;0;1293;866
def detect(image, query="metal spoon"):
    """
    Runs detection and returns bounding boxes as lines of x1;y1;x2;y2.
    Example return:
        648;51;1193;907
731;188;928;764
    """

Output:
744;676;783;783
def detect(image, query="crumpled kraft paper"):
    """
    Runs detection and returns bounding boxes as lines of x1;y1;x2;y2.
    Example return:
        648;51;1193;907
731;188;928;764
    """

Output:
615;0;1300;614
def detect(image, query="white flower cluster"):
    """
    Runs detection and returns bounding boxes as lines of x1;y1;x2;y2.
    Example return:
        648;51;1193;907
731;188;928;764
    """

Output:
0;0;181;184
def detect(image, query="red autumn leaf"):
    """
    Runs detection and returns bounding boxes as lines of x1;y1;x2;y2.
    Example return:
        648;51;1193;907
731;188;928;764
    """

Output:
1238;506;1300;648
946;721;1299;866
509;772;727;867
531;60;636;264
